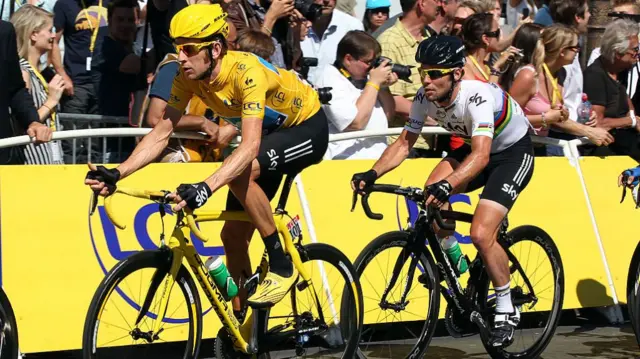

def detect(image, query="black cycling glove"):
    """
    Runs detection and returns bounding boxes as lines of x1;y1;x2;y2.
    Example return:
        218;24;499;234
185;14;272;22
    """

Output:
176;182;213;211
351;169;378;190
425;180;453;205
85;166;121;195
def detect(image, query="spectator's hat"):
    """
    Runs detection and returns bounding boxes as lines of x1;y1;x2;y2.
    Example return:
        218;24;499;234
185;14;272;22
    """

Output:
366;0;391;9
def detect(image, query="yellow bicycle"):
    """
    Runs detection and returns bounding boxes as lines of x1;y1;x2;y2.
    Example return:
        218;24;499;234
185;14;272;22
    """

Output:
82;175;363;358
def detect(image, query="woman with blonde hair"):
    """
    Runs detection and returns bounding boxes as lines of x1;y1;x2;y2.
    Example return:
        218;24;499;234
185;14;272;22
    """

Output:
540;24;614;154
504;23;568;142
11;4;65;164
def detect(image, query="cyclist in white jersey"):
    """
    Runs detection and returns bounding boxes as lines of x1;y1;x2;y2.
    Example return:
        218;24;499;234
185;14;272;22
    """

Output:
351;35;534;348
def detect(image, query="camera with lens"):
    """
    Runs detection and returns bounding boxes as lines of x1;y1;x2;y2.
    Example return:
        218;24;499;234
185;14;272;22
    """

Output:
317;87;332;104
372;56;414;83
295;0;323;22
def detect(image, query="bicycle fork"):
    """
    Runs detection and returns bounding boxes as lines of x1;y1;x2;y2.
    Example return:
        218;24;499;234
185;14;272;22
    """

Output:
417;213;493;344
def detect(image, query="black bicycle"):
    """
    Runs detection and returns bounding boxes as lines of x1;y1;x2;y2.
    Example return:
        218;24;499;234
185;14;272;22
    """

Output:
341;184;564;359
0;288;18;359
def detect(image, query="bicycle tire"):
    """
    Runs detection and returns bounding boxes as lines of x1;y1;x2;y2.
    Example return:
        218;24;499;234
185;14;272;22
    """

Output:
626;241;640;347
478;225;564;359
264;243;363;358
82;250;202;359
0;288;19;359
344;230;440;359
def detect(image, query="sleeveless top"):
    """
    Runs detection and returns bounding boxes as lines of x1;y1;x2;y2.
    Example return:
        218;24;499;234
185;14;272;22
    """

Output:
514;65;551;137
17;58;64;164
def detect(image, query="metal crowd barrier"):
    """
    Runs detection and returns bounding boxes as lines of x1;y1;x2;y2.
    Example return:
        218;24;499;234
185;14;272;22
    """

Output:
20;113;577;164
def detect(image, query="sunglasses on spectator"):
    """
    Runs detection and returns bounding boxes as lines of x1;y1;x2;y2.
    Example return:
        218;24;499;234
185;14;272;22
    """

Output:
175;41;215;56
419;68;456;80
484;28;500;38
564;44;581;52
627;46;640;56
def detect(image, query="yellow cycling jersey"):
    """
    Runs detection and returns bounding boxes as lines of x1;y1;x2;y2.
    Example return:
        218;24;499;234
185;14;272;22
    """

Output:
168;50;321;134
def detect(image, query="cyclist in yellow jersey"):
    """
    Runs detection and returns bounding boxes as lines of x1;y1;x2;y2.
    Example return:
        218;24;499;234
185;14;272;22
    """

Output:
84;4;329;312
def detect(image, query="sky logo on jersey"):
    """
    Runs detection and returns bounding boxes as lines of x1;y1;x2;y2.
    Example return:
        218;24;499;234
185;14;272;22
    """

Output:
89;203;221;323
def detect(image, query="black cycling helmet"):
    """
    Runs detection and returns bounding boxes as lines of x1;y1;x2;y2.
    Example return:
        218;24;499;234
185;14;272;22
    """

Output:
415;35;466;68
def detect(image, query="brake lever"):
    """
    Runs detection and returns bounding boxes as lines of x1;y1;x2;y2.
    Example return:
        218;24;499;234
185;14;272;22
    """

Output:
351;190;358;212
621;173;629;204
90;190;99;215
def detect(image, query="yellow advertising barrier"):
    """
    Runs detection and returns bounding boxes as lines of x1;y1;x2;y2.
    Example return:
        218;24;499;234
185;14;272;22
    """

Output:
579;156;640;305
0;157;625;353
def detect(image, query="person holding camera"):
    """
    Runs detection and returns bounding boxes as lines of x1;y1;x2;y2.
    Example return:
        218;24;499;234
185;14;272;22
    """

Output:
316;30;396;159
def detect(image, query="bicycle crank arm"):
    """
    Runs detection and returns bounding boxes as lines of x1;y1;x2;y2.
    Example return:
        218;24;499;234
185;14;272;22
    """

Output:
470;311;491;344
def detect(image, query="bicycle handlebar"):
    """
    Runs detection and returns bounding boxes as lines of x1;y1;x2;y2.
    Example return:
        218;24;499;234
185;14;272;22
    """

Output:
352;184;455;230
102;186;211;242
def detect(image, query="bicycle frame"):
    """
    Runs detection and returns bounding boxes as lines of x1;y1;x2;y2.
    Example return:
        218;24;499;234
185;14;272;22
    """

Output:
102;186;333;355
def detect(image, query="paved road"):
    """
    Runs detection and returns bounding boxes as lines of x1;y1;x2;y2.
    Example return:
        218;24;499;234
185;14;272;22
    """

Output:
201;325;640;359
357;325;640;359
26;324;640;358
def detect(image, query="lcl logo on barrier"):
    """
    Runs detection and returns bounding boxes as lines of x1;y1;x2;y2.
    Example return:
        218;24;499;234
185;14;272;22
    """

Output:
399;193;476;244
89;203;221;322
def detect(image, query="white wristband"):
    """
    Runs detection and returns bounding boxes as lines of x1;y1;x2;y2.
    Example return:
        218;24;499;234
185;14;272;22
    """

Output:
631;110;637;127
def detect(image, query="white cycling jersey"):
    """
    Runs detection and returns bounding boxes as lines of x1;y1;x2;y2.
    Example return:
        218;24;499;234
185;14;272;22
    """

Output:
406;80;532;153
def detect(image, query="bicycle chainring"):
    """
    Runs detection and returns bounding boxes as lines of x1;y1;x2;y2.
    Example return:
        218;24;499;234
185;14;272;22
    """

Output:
215;329;251;359
444;305;477;338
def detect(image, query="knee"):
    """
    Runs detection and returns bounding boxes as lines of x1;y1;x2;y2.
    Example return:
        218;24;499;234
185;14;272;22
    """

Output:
470;224;496;252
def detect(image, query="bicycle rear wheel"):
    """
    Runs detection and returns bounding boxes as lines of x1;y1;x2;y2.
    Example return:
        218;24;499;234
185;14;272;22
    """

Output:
477;225;564;359
344;230;441;359
0;288;19;359
262;243;363;358
82;250;202;359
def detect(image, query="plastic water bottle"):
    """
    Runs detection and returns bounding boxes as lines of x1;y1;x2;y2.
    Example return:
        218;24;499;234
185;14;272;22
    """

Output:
440;236;468;274
205;256;239;300
577;93;592;124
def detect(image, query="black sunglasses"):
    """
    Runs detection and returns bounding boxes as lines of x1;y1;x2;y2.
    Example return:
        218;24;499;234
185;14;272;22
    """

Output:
484;28;501;38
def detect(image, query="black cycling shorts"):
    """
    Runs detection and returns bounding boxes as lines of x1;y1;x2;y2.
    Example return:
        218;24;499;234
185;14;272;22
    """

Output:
446;135;534;210
226;108;329;211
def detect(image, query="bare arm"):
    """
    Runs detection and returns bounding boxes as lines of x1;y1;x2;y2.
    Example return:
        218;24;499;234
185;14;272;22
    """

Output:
116;104;182;178
446;135;491;189
51;31;65;75
393;95;412;119
371;129;419;178
379;89;396;121
592;104;634;130
203;117;262;193
346;85;380;130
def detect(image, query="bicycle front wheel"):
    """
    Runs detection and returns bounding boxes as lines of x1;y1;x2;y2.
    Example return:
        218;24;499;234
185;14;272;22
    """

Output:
478;225;564;359
82;250;202;359
345;230;441;359
0;288;19;359
263;243;363;358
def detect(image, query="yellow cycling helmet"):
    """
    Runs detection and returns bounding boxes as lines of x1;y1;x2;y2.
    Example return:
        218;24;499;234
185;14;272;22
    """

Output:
170;4;229;40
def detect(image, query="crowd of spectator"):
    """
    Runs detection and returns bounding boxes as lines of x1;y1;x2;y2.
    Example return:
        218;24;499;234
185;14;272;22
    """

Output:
1;0;640;164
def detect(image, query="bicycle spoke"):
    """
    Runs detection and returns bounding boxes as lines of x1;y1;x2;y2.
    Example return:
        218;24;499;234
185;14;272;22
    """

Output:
98;333;134;347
